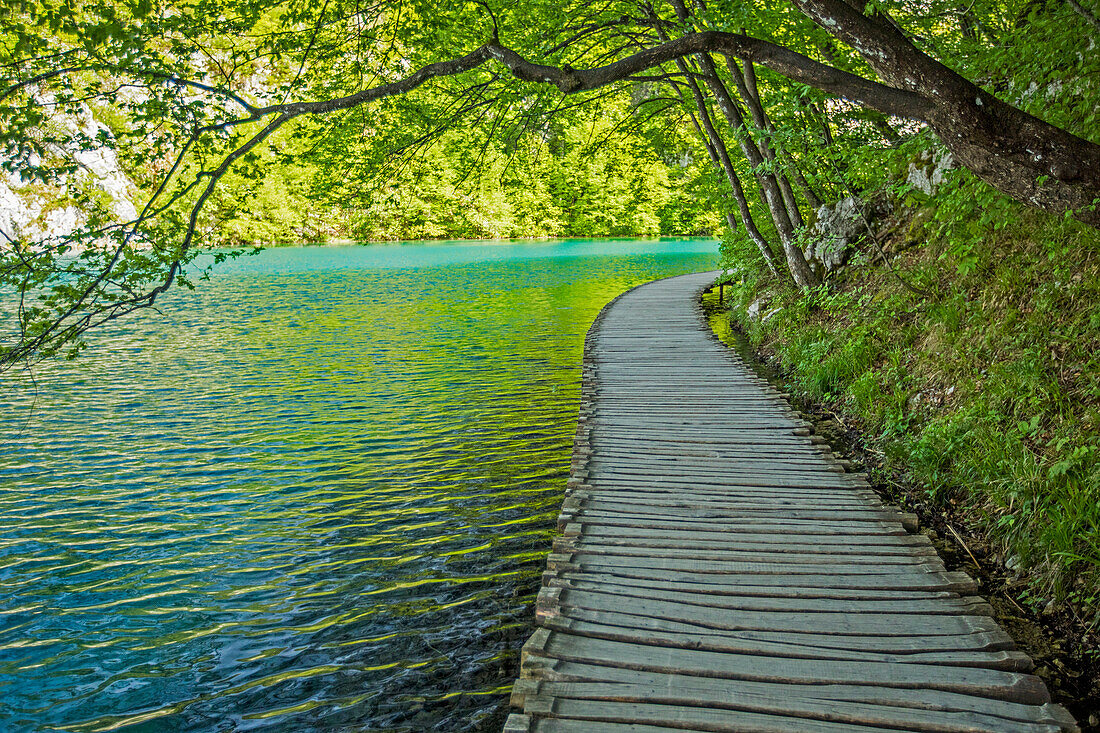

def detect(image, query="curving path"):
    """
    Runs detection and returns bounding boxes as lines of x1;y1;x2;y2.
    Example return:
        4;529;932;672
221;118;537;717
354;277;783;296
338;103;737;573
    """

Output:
503;271;1077;733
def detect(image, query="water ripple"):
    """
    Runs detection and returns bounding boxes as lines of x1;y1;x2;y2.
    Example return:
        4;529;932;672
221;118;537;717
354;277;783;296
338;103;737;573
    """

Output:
0;240;716;731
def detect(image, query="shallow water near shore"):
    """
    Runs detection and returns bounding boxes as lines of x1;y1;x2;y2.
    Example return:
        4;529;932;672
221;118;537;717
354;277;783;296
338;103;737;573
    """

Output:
0;239;717;732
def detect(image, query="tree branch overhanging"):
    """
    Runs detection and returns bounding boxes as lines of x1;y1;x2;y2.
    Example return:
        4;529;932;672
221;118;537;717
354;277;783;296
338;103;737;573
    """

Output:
6;8;1100;369
484;33;933;121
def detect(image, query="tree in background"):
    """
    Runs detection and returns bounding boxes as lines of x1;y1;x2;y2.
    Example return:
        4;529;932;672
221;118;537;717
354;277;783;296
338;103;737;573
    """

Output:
2;0;1098;367
308;102;715;241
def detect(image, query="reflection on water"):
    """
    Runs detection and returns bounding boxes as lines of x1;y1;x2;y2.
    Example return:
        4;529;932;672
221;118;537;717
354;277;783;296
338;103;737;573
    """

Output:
0;239;716;731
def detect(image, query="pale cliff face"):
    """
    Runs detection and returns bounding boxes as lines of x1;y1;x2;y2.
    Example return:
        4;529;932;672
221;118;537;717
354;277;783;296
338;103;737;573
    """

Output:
1;101;137;248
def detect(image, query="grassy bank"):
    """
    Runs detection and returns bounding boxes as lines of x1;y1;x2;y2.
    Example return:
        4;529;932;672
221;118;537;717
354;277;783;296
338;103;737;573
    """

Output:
718;180;1100;642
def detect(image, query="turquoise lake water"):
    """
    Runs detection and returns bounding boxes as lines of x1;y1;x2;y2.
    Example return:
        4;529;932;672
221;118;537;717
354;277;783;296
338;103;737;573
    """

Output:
0;239;718;731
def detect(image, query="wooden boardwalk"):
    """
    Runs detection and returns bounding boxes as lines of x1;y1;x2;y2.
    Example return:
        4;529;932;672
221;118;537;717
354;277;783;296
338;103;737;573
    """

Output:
504;272;1077;733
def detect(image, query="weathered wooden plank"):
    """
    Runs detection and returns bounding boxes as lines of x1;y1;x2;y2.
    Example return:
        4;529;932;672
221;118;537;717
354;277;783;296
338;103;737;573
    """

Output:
526;697;909;732
570;483;832;501
538;615;1030;670
520;681;1071;733
548;569;983;600
584;432;816;447
548;562;979;593
569;485;879;503
555;514;908;536
585;420;802;431
538;587;1001;637
538;605;1015;653
505;714;715;733
586;452;849;466
585;463;851;479
565;492;880;511
509;271;1075;732
568;502;904;523
544;576;992;614
591;440;823;453
584;426;808;436
581;473;863;490
524;630;1050;703
519;660;1075;727
564;523;932;549
548;552;949;577
557;533;935;556
589;449;850;463
553;541;937;566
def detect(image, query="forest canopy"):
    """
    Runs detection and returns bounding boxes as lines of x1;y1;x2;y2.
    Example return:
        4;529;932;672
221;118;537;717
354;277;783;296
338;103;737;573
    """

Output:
2;0;1099;366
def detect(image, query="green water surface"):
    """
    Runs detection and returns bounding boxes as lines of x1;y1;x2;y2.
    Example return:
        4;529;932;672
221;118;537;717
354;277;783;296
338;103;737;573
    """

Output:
0;239;718;731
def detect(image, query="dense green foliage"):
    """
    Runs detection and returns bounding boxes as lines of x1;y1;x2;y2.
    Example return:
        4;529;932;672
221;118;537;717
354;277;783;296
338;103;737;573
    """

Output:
5;0;1100;363
720;149;1100;622
200;107;718;244
707;0;1100;620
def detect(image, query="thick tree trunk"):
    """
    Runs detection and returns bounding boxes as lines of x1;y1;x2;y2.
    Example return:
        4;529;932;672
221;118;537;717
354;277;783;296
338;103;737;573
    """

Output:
793;0;1100;227
494;21;1100;226
927;101;1100;226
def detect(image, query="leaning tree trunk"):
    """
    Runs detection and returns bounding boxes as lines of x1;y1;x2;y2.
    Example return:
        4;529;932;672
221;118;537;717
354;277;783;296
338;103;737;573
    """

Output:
795;0;1100;228
689;107;784;279
929;98;1100;226
728;56;809;227
694;56;819;287
669;0;819;287
738;60;823;209
494;23;1100;228
650;9;785;278
685;93;783;277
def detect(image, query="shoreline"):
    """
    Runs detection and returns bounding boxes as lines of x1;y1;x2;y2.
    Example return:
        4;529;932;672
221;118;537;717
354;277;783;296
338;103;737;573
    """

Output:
225;234;720;248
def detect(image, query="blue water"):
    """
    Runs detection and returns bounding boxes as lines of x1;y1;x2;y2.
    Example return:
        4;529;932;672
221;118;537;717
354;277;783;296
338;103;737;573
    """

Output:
0;239;717;731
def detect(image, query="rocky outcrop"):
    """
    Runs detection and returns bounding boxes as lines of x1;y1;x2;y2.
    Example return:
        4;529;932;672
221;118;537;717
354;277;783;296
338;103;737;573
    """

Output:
1;103;137;245
804;196;866;273
745;293;782;324
907;150;957;196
